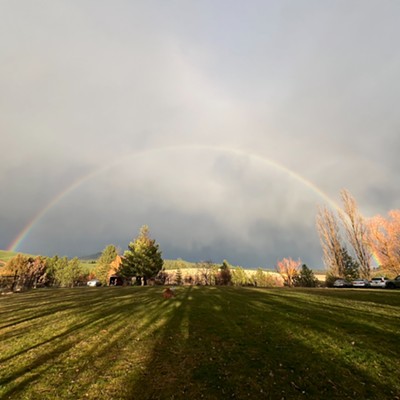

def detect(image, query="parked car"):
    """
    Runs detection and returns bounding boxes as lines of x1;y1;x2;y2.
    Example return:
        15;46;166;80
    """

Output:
333;279;352;288
87;279;101;287
385;275;400;289
351;279;370;288
370;277;389;288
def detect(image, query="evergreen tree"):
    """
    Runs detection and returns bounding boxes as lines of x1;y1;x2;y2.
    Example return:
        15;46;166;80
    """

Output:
119;225;163;285
293;264;318;287
95;244;118;285
341;248;360;280
325;248;359;286
175;267;183;285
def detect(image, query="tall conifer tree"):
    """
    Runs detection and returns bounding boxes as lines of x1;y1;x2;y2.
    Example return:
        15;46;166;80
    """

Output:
119;225;163;285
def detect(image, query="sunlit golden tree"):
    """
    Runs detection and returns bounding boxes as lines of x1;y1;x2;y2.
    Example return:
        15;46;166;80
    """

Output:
6;254;47;291
368;210;400;276
95;244;118;285
276;257;301;287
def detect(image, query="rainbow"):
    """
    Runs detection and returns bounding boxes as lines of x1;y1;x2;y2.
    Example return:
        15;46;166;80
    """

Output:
9;144;372;261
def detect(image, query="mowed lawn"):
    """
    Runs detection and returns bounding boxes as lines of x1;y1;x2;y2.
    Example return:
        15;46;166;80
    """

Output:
0;287;399;399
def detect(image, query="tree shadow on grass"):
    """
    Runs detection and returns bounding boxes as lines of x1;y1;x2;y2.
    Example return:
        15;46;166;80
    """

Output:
121;286;400;400
0;287;172;399
1;286;399;399
298;287;400;307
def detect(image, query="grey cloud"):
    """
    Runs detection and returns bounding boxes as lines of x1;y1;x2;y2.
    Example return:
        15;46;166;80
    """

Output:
1;1;399;268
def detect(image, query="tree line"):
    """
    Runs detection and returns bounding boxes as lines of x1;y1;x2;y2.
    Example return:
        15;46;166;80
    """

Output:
316;189;400;284
6;188;397;293
1;224;319;291
1;254;87;291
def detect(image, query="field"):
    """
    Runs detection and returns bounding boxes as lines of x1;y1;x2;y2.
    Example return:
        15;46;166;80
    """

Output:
0;250;22;265
1;287;399;399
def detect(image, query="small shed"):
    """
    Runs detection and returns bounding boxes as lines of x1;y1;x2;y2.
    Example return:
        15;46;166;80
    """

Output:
109;275;123;286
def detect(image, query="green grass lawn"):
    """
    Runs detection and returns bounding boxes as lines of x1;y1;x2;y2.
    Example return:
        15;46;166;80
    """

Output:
1;287;399;399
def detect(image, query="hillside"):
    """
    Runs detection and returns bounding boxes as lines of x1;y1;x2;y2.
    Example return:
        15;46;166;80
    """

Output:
0;250;19;264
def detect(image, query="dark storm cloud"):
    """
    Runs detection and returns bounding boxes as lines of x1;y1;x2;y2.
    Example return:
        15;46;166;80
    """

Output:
1;1;399;267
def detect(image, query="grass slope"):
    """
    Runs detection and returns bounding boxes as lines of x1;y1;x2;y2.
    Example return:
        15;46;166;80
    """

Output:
0;250;19;264
0;287;399;399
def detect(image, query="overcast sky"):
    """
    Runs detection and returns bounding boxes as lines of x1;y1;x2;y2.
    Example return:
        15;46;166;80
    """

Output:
1;1;399;268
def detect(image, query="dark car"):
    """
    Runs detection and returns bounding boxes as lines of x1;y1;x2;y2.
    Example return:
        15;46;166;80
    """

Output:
386;275;400;289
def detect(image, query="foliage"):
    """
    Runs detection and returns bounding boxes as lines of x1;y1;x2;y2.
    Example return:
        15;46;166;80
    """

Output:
293;264;319;287
368;210;400;276
341;248;360;280
231;266;250;286
53;257;85;288
5;254;47;291
216;260;232;285
251;268;277;287
324;249;359;286
276;257;301;287
95;244;118;285
325;274;341;288
108;255;122;282
45;255;60;286
119;225;163;285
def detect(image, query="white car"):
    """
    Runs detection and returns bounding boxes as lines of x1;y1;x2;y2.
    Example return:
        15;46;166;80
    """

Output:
370;277;388;288
87;279;101;287
333;279;352;288
352;279;370;288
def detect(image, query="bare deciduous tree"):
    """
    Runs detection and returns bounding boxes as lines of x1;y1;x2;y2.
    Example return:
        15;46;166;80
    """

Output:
196;260;216;285
339;189;371;279
316;206;345;277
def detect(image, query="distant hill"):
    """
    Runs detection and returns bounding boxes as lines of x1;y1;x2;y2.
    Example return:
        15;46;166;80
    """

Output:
0;250;18;263
78;252;102;261
0;250;35;264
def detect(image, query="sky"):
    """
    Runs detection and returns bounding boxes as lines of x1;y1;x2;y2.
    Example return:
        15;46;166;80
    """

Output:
1;0;399;268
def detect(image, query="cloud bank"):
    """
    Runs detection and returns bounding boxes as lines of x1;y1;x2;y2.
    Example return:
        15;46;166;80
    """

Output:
1;1;399;267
